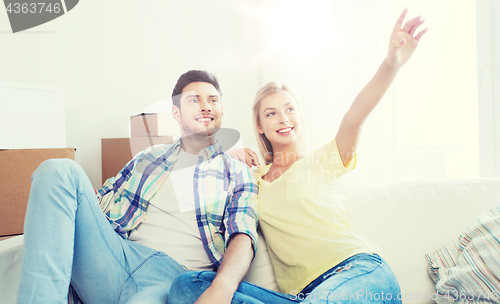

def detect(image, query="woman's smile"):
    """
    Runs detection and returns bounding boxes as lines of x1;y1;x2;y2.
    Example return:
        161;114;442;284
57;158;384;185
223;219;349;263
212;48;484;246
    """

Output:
276;126;294;135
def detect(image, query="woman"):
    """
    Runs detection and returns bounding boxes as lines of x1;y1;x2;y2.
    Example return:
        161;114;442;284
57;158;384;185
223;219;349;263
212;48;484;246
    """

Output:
169;8;427;304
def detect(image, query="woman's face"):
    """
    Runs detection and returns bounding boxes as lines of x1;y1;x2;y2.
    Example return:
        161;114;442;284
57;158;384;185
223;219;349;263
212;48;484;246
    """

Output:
258;90;301;148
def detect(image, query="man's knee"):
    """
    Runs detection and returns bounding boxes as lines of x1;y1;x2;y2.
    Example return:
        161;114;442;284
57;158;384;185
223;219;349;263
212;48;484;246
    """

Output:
37;158;77;171
34;158;80;180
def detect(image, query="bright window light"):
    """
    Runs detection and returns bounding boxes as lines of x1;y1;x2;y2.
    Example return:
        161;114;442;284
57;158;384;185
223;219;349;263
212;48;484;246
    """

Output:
256;0;479;183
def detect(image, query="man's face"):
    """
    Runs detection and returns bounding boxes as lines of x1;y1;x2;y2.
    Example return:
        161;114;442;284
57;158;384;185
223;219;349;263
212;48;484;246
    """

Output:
172;81;223;138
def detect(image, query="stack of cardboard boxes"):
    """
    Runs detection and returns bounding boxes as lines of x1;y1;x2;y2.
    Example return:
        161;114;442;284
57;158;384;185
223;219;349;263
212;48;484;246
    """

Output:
101;113;175;184
0;113;175;239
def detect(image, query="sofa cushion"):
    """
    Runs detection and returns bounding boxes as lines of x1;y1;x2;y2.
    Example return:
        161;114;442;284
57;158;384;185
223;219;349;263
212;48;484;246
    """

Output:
345;178;500;304
0;235;23;304
243;228;280;292
425;202;500;303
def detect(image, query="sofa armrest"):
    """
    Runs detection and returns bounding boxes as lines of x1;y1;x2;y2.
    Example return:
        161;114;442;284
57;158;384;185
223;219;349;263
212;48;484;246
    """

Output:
0;235;24;304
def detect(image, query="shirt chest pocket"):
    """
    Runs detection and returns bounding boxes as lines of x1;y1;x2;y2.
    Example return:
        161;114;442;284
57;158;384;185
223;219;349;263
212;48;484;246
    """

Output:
198;178;230;210
195;160;231;209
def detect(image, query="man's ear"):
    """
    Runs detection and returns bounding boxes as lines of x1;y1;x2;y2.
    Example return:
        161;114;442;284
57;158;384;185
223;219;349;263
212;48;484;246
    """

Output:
220;106;223;117
172;105;181;123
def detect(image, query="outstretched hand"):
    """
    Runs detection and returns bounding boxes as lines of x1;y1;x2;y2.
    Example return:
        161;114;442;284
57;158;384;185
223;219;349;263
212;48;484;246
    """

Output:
386;8;428;68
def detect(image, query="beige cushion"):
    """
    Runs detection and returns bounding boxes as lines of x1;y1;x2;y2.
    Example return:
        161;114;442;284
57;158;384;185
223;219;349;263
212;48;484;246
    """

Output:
346;178;500;304
0;235;23;304
243;228;280;292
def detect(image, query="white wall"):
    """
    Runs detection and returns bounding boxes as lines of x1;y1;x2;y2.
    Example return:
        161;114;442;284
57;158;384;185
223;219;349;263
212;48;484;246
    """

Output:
0;82;66;149
0;0;261;188
477;0;500;178
0;0;491;187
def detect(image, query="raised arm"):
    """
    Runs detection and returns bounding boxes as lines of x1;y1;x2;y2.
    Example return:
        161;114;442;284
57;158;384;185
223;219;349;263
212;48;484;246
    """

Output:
336;8;428;165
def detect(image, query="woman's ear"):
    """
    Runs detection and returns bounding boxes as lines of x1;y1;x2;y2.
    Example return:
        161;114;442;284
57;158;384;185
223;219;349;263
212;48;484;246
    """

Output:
258;123;264;134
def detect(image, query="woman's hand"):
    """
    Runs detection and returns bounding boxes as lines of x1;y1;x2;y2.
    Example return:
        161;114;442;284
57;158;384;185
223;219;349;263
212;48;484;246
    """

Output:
336;9;427;165
385;8;428;68
227;148;261;168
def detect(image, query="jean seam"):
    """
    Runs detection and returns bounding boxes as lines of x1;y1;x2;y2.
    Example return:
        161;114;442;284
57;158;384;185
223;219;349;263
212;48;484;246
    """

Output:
338;260;381;287
320;258;383;297
196;271;213;284
233;278;297;301
231;294;266;304
77;191;130;275
128;251;163;277
241;285;295;301
117;275;136;304
302;254;377;296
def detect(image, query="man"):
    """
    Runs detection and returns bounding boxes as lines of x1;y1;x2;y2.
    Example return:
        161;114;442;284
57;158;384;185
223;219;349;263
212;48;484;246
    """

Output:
17;70;259;304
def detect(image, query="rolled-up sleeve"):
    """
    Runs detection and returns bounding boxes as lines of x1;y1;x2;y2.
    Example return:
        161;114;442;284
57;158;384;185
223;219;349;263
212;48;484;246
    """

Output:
223;159;259;257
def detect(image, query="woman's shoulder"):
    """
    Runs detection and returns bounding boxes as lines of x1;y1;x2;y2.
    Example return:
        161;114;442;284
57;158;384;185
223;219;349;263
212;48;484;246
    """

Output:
302;137;355;170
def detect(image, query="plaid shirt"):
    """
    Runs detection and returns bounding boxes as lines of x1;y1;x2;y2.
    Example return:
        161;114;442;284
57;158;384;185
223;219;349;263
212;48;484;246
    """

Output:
96;138;259;267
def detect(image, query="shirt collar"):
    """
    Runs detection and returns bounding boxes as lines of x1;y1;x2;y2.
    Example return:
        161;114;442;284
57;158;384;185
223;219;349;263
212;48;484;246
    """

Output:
171;137;224;159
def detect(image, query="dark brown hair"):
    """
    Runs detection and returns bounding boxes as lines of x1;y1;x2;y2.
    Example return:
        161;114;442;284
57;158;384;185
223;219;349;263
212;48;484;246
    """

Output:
172;70;221;107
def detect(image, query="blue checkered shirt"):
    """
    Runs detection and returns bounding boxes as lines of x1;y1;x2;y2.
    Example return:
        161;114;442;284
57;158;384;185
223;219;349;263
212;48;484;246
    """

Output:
96;138;259;267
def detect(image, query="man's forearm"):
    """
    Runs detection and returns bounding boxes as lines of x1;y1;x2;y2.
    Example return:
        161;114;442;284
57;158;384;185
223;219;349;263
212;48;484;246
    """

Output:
195;233;254;303
213;233;253;291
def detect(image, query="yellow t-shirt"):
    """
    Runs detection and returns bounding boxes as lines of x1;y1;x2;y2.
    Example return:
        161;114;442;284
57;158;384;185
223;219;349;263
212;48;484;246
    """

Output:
256;138;379;294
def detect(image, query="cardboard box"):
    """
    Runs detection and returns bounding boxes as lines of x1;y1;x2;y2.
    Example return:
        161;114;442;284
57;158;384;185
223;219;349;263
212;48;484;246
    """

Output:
101;137;173;184
0;148;76;236
130;113;171;137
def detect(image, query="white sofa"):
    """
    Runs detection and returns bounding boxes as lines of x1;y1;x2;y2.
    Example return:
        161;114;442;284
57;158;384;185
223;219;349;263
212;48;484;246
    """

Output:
3;178;500;304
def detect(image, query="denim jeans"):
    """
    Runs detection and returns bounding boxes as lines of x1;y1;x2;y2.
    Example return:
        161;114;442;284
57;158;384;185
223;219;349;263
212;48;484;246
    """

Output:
169;271;298;304
297;253;402;304
17;159;186;304
168;254;400;303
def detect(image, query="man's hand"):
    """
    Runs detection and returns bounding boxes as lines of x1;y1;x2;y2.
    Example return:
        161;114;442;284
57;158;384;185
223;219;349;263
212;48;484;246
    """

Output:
227;148;261;168
193;280;235;304
195;234;254;304
385;8;428;68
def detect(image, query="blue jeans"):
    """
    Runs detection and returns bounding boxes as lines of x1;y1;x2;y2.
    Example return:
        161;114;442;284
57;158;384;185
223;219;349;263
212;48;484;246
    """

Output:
169;255;400;303
169;271;298;304
17;159;186;304
297;254;402;303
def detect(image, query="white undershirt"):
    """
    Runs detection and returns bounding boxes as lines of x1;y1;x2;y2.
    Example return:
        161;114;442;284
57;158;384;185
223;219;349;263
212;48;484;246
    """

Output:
128;149;215;271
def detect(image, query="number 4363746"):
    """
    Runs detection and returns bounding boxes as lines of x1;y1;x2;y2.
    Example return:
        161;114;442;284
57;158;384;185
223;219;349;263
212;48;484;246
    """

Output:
5;3;62;14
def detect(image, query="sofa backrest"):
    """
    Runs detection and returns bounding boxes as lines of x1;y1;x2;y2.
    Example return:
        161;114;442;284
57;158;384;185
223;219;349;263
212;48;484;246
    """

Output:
346;178;500;304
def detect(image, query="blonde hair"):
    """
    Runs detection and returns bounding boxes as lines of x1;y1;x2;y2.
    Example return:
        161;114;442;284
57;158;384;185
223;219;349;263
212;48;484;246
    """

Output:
252;82;306;164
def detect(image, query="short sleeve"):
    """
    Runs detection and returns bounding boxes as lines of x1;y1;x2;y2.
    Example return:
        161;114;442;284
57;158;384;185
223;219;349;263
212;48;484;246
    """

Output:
343;150;357;170
305;137;357;174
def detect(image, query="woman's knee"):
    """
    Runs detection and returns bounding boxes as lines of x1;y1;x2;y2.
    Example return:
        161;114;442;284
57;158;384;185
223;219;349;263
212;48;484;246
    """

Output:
171;271;215;289
169;271;216;304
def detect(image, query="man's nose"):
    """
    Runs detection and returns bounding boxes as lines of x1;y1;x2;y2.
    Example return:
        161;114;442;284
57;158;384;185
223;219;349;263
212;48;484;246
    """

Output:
199;99;212;112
